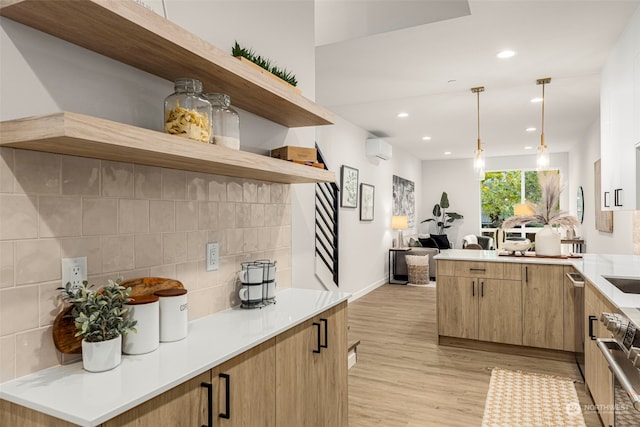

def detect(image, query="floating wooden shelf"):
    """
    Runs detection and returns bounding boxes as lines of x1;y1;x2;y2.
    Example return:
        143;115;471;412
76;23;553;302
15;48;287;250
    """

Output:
0;0;334;128
0;112;336;184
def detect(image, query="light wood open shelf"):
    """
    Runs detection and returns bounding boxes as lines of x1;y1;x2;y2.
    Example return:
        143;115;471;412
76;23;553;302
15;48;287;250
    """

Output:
0;0;334;128
0;112;336;184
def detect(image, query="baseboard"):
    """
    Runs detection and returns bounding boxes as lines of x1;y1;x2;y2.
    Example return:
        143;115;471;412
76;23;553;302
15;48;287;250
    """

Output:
438;336;576;362
348;277;388;303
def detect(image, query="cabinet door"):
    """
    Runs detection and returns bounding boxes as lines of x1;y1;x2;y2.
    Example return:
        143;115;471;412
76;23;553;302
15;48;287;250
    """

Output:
102;371;209;426
522;264;564;349
437;276;478;339
563;266;579;352
275;317;318;427
478;279;522;345
315;302;348;427
212;339;276;427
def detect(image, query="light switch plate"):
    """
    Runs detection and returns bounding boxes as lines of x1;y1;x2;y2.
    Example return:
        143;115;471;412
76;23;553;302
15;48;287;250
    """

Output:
206;242;219;271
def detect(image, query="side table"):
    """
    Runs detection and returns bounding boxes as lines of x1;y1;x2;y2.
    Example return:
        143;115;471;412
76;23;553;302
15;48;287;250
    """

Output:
389;247;411;285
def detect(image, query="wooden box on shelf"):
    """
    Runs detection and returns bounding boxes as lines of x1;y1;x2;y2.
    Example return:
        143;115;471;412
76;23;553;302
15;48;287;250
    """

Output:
270;146;317;162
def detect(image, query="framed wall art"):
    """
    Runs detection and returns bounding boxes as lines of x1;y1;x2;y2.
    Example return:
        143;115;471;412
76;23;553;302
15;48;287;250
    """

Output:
392;175;415;228
340;165;359;208
360;183;375;221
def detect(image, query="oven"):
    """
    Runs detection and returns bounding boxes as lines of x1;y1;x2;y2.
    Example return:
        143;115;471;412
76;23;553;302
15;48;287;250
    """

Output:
597;312;640;426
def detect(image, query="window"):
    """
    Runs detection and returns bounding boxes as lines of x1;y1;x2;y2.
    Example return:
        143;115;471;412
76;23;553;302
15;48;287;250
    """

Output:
480;169;558;229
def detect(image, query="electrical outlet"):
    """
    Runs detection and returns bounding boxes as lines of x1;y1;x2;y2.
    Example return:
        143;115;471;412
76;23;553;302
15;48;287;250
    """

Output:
62;257;87;294
206;242;219;271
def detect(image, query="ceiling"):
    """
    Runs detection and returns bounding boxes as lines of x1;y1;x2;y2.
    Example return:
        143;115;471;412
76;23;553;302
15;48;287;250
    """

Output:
314;0;640;161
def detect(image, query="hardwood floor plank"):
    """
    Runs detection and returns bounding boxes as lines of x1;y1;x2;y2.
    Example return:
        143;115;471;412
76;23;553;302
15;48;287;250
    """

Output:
348;284;602;426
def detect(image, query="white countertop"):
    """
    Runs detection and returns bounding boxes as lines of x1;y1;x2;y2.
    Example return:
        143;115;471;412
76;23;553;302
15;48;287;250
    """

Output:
0;288;350;427
436;249;640;318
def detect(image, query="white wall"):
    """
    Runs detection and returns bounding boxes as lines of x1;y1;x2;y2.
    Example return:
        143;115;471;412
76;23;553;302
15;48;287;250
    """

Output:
420;153;569;248
316;116;422;299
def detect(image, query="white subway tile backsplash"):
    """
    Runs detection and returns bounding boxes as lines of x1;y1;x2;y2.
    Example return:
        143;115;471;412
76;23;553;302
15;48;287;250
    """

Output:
187;231;207;261
186;172;208;201
118;268;151;282
83;198;118;235
149;200;175;232
218;202;235;229
243;181;257;203
198;201;218;230
135;233;162;268
187;287;214;320
119;199;149;234
0;335;15;382
149;263;176;279
15;326;58;379
0;241;14;288
134;164;162;200
226;229;244;255
208;176;227;202
227;180;243;202
61;155;99;196
0;194;38;240
163;232;187;264
102;161;134;198
13;150;60;195
0;147;14;194
243;228;258;253
264;204;277;227
176;201;197;231
61;236;102;275
38;281;63;327
39;196;82;238
251;204;265;227
15;239;60;285
236;203;251;228
176;261;198;290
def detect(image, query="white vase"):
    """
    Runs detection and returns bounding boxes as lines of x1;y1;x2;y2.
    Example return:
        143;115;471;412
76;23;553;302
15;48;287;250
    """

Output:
535;224;561;257
82;335;122;372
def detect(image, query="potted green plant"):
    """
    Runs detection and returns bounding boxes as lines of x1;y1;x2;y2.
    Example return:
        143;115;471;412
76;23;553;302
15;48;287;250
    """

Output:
60;279;137;372
501;171;580;256
421;192;463;248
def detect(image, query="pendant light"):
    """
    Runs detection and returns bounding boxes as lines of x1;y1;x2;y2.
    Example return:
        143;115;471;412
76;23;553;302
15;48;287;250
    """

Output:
471;86;485;180
536;77;551;170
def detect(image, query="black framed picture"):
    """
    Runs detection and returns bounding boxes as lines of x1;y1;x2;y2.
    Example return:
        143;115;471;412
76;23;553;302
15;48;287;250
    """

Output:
340;165;359;208
360;183;375;221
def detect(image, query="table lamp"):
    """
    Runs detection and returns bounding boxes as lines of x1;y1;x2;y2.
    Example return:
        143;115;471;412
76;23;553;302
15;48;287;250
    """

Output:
391;215;408;247
514;203;535;216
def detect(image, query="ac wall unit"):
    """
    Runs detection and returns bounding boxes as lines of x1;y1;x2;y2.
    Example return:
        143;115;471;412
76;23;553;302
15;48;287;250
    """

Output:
366;138;392;160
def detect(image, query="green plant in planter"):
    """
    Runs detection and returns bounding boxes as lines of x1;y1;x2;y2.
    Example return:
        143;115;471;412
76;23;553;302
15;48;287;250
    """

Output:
421;191;464;235
232;41;298;87
60;279;137;342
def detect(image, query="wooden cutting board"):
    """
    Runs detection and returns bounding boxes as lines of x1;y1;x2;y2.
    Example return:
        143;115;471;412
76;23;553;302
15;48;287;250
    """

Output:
52;277;184;354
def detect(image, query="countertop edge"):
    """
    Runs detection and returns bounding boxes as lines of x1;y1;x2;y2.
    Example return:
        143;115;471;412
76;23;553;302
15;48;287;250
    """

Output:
0;288;350;427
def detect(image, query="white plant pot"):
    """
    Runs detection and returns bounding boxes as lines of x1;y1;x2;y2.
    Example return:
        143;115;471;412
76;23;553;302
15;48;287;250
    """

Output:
535;224;561;257
82;335;122;372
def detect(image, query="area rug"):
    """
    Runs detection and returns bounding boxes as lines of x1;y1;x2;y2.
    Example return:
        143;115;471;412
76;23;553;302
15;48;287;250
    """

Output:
481;368;586;427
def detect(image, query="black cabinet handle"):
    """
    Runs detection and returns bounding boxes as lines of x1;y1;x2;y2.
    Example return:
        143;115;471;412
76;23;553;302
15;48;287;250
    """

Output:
472;280;475;297
320;318;328;349
313;322;321;353
604;191;611;207
219;373;230;419
470;268;486;272
614;188;623;207
481;281;484;298
525;266;528;283
201;382;213;427
589;315;598;340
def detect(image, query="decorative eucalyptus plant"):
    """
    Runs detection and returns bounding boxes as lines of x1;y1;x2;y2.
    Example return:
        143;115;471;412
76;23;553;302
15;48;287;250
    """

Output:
421;191;464;235
501;171;580;230
60;279;137;343
232;41;298;87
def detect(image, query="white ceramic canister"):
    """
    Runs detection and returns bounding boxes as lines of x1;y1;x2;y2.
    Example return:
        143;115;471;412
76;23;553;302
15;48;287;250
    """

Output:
123;294;160;355
155;288;188;342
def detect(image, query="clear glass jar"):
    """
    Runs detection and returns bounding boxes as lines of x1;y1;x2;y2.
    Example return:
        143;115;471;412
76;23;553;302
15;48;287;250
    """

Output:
164;78;212;143
205;93;240;150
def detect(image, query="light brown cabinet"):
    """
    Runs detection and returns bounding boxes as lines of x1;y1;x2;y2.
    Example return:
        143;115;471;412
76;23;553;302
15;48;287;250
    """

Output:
276;302;348;427
584;280;616;427
437;261;522;346
521;264;564;350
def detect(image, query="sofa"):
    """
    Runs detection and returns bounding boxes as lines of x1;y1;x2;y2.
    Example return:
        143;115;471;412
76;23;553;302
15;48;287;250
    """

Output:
394;247;440;280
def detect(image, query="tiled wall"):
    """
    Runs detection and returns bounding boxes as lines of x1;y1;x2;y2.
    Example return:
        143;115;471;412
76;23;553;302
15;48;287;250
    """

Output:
0;147;292;382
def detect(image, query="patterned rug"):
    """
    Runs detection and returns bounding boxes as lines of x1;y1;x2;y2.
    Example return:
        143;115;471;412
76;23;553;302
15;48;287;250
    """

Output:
482;368;586;427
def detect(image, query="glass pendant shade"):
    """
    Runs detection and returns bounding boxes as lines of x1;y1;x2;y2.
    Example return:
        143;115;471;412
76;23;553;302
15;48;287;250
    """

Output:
474;147;485;180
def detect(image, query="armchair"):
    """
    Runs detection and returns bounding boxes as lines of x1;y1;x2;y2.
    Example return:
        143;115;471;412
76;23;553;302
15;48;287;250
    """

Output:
462;235;494;250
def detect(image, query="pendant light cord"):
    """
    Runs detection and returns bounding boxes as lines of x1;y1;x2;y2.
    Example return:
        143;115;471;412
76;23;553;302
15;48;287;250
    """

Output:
477;90;481;151
540;82;545;148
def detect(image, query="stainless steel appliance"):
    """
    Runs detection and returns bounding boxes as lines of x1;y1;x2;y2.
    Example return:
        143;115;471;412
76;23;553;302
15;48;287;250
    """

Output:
566;272;585;375
597;312;640;426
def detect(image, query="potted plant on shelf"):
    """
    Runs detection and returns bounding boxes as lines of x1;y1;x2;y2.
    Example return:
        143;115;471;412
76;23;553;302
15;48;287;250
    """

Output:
421;191;463;249
501;171;580;256
60;279;137;372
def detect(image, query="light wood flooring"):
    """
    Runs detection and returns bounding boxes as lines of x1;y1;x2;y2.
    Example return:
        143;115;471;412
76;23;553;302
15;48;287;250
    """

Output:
347;284;602;427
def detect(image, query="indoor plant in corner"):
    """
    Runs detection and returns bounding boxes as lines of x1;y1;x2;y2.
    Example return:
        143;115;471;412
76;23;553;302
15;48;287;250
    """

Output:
421;191;463;249
501;171;580;256
60;279;137;372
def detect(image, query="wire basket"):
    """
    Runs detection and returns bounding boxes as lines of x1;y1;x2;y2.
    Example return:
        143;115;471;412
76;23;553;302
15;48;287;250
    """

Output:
405;255;429;284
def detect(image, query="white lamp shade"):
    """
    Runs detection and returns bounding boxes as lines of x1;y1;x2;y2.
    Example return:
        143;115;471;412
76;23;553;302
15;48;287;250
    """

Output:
391;216;408;230
514;204;535;216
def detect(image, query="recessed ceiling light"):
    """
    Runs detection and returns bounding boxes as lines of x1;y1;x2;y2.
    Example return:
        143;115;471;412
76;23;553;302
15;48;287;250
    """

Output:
530;97;543;103
444;151;452;155
422;136;432;141
524;146;533;150
497;50;516;59
397;112;409;118
526;127;536;132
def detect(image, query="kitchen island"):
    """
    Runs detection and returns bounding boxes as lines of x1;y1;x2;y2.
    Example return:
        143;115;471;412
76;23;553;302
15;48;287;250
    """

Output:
0;288;350;427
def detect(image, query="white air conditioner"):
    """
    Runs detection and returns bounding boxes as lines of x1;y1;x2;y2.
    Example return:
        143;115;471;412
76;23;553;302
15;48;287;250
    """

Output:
366;138;392;160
